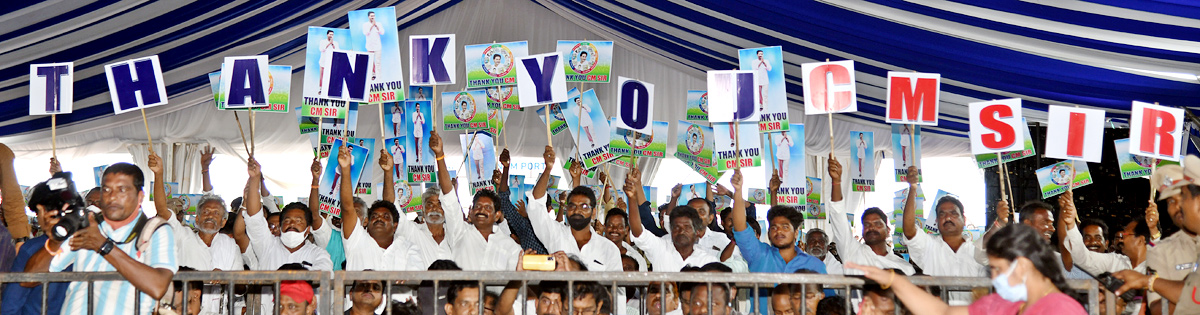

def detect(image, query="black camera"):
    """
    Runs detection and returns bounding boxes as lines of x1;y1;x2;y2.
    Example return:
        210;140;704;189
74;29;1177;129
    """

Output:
29;172;93;241
1095;272;1138;302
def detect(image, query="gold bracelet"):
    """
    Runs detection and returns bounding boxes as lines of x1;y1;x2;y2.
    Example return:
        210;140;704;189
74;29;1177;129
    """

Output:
1148;274;1159;292
881;270;896;290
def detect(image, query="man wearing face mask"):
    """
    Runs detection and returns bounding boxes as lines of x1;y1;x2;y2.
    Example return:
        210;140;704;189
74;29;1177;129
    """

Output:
429;130;522;271
825;156;915;276
337;145;424;272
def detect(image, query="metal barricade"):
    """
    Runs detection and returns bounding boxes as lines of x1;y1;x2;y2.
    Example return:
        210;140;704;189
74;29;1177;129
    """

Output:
0;271;1111;314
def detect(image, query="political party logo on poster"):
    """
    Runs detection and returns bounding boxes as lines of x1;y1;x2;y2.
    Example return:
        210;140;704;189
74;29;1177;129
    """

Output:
454;92;477;122
748;188;768;205
482;44;514;78
685;125;705;155
685;91;709;121
485;85;521;110
558;40;613;83
1034;160;1093;199
1049;163;1073;186
442;90;487;130
396;183;423;213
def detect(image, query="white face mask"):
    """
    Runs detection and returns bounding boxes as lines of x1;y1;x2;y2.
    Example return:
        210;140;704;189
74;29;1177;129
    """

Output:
280;228;309;248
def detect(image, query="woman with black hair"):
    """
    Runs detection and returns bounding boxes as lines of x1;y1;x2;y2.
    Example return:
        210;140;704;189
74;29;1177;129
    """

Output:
847;224;1086;314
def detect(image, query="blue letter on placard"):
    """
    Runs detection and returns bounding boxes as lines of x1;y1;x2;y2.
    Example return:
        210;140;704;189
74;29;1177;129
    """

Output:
329;52;369;100
412;37;451;83
734;72;755;120
228;59;265;107
36;65;68;112
619;80;649;130
111;59;162;112
522;55;558;103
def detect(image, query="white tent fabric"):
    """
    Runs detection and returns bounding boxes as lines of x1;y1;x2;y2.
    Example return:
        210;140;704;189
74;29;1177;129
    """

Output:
0;0;963;198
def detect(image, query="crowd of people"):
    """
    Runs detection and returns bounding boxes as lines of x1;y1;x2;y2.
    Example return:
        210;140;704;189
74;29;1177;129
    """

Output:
0;127;1196;315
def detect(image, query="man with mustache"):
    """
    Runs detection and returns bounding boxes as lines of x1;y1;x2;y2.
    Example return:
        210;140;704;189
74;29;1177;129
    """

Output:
336;145;423;271
825;155;915;276
898;166;983;304
429;130;522;271
804;228;842;274
625;168;718;272
1079;219;1110;253
241;158;332;314
528;145;625;309
1144;164;1197;315
346;279;384;315
150;152;243;315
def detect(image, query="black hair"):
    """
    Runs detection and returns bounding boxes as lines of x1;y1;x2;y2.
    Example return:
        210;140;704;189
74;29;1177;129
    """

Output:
766;205;803;230
172;266;203;293
567;186;597;210
1127;216;1152;244
492;54;501;59
620;254;639;271
668;206;704;233
815;295;848;315
985;224;1074;298
573;282;611;314
1017;201;1055;225
756;49;764;54
472;188;502;209
1186;184;1200;198
861;207;886;226
389;299;421;315
1079;218;1109;239
934;195;964;219
368;200;401;224
280;202;313;226
427;259;462;271
686;197;715;217
538;281;567;299
605;208;629;226
103;162;144;191
747;219;762;236
446;281;480;306
266;211;281;222
700;262;732;273
567;254;589;271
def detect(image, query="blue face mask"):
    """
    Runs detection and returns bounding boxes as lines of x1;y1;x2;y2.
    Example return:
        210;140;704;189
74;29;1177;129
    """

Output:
992;261;1028;302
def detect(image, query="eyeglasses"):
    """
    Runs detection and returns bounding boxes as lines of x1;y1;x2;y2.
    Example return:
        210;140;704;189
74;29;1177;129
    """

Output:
566;203;592;212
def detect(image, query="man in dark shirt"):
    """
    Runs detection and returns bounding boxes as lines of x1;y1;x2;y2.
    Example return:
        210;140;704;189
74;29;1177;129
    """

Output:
2;180;70;315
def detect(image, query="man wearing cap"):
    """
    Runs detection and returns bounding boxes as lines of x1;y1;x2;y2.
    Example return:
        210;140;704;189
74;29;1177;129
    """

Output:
278;280;315;315
1113;155;1200;315
1145;164;1198;314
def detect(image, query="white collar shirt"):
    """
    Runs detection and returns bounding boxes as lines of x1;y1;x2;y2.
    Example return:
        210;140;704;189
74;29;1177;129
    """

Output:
395;218;454;269
439;191;522;271
630;230;719;272
341;216;424;271
826;201;915;275
242;210;332;271
903;228;986;277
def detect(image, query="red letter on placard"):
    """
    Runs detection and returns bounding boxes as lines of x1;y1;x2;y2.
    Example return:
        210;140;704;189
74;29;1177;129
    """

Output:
888;77;937;122
809;65;853;112
979;105;1016;150
1066;112;1087;157
1140;108;1176;156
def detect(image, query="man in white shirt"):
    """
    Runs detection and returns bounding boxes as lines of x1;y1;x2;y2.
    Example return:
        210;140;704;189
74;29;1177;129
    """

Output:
395;186;454;267
318;30;337;95
430;130;522;271
529;145;627;313
825;156;915;275
336;145;423;271
489;54;505;75
899;166;983;304
361;11;383;81
625;169;718;272
155;152;245;315
471;135;486;181
390;138;405;179
412;102;426;163
804;228;842;274
390;103;403;137
753;49;771;111
604;208;647;272
1059;191;1150;314
899;125;912;167
855;134;867;173
575;97;596;149
661;184;731;260
775;133;793;184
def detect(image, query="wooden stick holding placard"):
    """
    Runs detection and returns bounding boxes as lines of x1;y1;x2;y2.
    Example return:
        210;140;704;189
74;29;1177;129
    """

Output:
139;107;155;154
250;111;256;157
233;112;250;157
545;105;553;147
734;122;742;170
379;102;386;140
1150;160;1158;201
433;86;439;132
51;114;57;159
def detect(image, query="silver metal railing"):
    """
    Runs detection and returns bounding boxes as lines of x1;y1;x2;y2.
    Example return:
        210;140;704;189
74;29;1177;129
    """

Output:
0;271;1112;315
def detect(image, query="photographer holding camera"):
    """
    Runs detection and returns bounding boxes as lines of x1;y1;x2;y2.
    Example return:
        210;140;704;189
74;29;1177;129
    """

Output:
31;162;178;314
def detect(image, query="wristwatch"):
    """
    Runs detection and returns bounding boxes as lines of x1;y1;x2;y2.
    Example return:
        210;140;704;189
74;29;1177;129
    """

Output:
97;238;115;256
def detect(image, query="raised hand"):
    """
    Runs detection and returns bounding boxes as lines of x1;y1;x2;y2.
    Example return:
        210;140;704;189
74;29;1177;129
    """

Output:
597;171;609;185
148;152;164;175
996;199;1010;225
337;145;352;170
769;170;781;193
568;159;582;178
49;157;61;174
671;183;683;199
1146;201;1159;229
905;166;918;186
500;149;511;168
310;157;321;178
379;149;393;172
1058;190;1076;227
201;146;215;168
731;169;744;191
828;154;842;182
429;131;444;157
543;146;556;166
248;157;261;178
715;184;732;197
